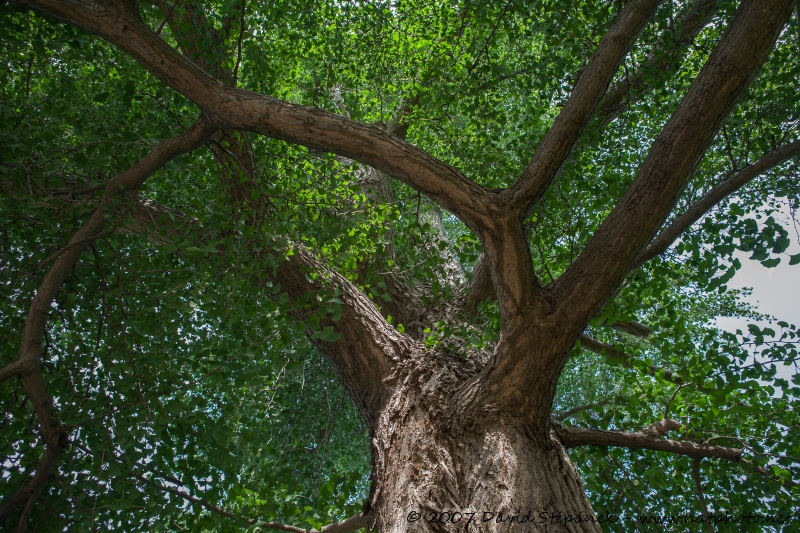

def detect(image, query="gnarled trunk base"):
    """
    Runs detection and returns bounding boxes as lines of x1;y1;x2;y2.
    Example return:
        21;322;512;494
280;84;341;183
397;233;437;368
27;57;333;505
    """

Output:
369;355;599;532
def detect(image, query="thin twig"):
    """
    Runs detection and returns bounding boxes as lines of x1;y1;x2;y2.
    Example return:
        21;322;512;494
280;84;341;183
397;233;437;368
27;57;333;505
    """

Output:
692;458;715;533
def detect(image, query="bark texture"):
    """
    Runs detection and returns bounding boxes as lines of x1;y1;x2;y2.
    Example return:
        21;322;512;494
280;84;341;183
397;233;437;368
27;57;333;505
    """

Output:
370;352;599;533
3;0;797;530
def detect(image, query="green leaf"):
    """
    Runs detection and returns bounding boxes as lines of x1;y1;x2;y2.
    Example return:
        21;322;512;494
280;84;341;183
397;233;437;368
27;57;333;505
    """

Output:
311;326;341;342
761;257;780;268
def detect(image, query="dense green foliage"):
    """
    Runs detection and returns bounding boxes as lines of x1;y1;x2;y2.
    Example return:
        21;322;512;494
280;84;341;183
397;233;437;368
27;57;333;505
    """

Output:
1;0;799;531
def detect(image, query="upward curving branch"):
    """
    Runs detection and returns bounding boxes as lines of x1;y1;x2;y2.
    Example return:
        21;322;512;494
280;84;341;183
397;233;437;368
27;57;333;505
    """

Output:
480;0;795;428
0;118;215;530
505;0;663;214
553;0;796;333
636;138;800;268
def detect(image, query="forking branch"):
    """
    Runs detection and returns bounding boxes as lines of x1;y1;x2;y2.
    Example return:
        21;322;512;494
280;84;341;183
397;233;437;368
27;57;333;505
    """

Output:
552;0;796;333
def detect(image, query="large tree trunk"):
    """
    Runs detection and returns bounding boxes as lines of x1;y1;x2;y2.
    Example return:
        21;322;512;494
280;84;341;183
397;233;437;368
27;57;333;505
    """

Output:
369;351;599;533
5;2;794;530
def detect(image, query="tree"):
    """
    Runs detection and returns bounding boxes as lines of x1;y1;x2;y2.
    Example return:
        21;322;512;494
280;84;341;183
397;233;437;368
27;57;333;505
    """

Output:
1;0;799;530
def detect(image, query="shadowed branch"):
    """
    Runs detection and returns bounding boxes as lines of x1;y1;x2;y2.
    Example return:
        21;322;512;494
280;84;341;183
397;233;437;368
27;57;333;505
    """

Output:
554;418;742;460
636;138;800;268
0;118;215;531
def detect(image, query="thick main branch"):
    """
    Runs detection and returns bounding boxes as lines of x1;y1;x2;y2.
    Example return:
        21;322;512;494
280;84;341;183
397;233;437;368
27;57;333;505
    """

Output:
554;0;795;333
14;0;498;234
506;0;662;213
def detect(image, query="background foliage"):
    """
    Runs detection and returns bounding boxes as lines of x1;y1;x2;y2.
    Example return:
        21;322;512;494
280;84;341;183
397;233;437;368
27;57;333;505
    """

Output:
1;0;799;530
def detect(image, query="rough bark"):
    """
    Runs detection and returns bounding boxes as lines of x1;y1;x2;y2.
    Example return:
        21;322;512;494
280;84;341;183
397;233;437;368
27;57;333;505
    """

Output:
370;353;600;533
4;0;794;530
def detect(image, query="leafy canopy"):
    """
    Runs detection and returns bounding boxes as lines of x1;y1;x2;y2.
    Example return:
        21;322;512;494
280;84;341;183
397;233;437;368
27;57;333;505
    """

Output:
1;0;799;531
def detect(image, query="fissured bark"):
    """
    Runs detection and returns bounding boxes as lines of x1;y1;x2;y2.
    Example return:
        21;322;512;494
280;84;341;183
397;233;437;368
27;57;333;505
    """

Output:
369;352;599;533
